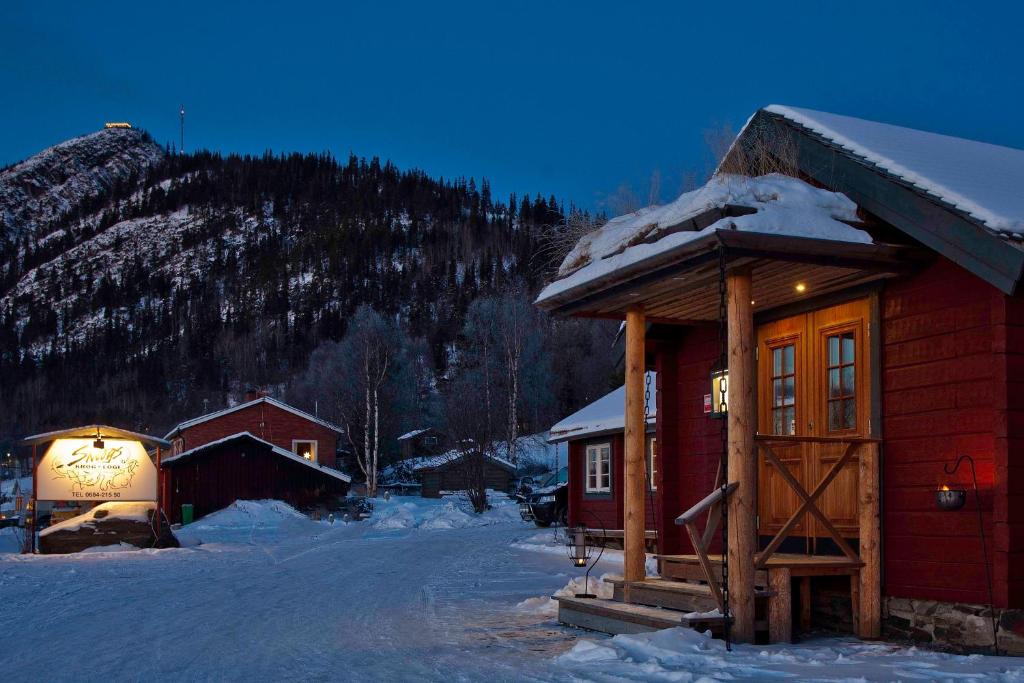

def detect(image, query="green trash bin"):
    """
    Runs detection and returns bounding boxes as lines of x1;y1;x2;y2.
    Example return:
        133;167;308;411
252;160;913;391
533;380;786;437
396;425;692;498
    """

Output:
181;504;194;525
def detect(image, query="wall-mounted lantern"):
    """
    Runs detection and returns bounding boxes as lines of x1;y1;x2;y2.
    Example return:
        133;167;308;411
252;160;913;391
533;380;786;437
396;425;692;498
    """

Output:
710;368;729;419
936;484;966;511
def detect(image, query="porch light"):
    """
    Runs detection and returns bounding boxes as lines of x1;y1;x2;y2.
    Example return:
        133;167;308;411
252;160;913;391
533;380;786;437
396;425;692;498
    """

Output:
936;484;967;511
795;283;807;293
710;368;729;419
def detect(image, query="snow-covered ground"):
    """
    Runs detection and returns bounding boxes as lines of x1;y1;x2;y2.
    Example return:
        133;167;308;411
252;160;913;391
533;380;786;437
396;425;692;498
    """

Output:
1;495;1022;681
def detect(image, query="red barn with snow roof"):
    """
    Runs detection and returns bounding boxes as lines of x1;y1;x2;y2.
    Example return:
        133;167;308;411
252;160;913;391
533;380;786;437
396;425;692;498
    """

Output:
161;395;350;521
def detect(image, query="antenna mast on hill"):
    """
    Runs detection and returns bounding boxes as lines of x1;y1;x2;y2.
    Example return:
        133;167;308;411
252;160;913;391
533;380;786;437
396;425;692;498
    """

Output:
179;104;185;153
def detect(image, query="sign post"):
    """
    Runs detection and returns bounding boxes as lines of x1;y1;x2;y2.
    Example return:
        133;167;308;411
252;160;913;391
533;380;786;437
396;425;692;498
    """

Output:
18;426;170;554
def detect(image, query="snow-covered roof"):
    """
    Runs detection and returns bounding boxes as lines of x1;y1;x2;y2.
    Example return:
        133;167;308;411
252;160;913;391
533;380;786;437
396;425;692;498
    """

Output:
397;428;430;441
764;105;1024;236
549;372;657;443
165;396;343;440
392;445;517;474
161;431;352;483
536;174;866;304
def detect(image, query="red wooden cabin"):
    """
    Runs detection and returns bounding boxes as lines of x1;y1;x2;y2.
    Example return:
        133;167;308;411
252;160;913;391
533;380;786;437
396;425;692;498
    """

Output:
162;395;350;521
537;106;1024;653
550;375;657;549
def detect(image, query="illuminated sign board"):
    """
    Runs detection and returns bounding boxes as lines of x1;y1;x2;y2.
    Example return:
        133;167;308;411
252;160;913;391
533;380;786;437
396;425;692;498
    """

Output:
37;438;157;502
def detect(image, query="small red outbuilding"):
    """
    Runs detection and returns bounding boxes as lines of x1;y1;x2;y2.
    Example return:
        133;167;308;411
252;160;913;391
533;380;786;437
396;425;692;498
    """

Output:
162;396;351;522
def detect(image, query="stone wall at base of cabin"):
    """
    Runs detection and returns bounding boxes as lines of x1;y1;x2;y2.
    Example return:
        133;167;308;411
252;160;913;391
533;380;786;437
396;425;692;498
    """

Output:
884;596;1024;655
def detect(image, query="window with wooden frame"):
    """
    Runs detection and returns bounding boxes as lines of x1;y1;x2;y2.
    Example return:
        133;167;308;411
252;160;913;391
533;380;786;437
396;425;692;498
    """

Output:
292;440;317;462
826;331;857;431
647;437;658;490
585;443;612;494
769;342;797;435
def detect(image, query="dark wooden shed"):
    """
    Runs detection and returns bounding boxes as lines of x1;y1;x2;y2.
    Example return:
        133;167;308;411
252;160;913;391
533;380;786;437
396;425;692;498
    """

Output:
415;451;517;498
161;432;351;522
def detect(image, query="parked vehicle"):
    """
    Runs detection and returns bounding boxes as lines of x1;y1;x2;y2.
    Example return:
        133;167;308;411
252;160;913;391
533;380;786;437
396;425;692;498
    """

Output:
521;467;568;527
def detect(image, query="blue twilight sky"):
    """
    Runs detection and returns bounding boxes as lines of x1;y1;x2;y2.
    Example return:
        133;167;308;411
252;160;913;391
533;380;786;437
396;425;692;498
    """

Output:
2;1;1022;212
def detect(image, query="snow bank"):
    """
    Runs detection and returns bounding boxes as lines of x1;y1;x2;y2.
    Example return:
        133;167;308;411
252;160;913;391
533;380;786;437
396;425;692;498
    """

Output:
516;572;618;617
185;500;305;530
370;492;523;531
76;542;139;554
554;627;1024;681
173;499;315;546
538;173;866;302
0;527;22;554
513;530;660;576
40;501;154;536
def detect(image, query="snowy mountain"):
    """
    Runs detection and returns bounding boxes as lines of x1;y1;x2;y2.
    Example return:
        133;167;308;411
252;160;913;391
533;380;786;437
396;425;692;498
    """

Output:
0;128;164;245
0;128;570;438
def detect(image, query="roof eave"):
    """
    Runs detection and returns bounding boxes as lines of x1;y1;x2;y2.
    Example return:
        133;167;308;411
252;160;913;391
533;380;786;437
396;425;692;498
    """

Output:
760;109;1024;295
537;229;915;318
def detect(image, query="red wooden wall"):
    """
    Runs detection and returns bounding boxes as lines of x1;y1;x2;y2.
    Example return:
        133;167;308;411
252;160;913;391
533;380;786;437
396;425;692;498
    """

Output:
882;257;1016;607
175;401;339;468
654;324;723;556
567;434;655;531
164;440;349;522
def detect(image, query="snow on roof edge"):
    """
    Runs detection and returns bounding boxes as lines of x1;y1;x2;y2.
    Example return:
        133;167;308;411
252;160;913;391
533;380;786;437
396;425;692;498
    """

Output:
548;372;657;442
162;431;352;483
764;104;1024;235
165;396;344;440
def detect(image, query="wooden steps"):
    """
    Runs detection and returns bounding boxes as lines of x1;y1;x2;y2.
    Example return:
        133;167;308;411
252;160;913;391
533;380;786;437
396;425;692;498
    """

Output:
555;596;687;635
605;577;719;613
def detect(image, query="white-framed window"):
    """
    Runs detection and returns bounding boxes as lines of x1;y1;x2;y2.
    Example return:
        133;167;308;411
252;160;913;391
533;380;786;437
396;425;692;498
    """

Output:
648;437;658;490
292;440;318;462
585;443;612;494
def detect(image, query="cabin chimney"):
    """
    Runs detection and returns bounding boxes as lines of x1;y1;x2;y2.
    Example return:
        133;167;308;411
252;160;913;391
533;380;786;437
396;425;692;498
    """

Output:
244;388;268;402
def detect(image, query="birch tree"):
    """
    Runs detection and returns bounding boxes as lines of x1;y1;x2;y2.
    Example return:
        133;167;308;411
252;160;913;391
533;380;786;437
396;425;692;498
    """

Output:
289;305;419;497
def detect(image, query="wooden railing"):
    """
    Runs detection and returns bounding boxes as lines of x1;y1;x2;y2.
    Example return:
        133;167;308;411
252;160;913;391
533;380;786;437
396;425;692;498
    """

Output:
674;434;882;625
674;469;735;611
754;435;880;569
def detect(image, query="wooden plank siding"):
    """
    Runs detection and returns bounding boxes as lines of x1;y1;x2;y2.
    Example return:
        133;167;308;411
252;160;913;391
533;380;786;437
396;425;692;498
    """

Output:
175;402;340;469
881;257;1005;606
654;324;723;556
164;440;349;523
567;434;655;532
419;460;515;498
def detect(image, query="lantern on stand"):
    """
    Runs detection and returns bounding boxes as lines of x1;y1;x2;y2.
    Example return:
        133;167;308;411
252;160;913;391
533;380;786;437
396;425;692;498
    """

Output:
566;520;605;598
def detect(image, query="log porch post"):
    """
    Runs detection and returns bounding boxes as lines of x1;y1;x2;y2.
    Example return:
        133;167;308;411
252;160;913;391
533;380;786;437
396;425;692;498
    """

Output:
858;441;881;638
624;305;647;583
726;269;756;643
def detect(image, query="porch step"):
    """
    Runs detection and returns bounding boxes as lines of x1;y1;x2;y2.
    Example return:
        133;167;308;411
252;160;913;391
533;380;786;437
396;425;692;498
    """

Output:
555;595;745;639
555;595;689;635
656;554;769;587
605;577;719;613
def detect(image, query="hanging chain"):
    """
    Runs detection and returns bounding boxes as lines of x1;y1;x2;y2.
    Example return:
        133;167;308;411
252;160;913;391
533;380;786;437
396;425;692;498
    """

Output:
644;369;659;544
717;244;732;652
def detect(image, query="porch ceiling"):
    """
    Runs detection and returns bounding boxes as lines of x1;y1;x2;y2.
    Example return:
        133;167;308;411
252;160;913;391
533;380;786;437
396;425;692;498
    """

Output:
537;230;924;322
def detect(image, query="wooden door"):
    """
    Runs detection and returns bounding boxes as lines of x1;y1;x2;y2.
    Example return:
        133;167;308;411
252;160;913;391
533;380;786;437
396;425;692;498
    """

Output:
757;298;871;552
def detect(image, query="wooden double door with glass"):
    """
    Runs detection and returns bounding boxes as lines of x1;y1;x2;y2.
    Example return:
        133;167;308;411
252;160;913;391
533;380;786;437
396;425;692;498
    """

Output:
756;298;871;555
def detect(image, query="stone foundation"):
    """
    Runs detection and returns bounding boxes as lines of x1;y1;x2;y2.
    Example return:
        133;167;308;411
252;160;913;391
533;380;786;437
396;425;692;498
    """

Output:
884;597;1024;655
